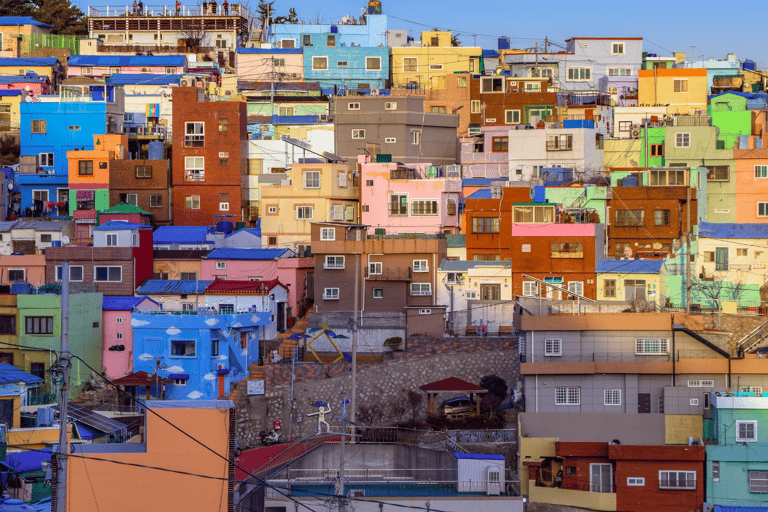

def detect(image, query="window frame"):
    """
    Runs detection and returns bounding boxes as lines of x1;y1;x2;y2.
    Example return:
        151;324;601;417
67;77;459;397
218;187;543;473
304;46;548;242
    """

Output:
365;56;382;71
389;194;408;216
470;100;481;114
736;420;758;442
492;137;508;152
658;470;696;490
303;170;321;189
185;195;200;210
324;255;345;269
611;42;625;55
38;152;54;167
411;199;439;216
25;316;54;335
78;160;94;176
352;129;366;139
522;281;538;297
368;262;382;275
403;57;417;72
749;471;768;493
7;268;24;282
566;67;592;81
635;337;669;355
312;56;328;70
170;339;196;358
410;282;432;296
555;386;580;405
184;156;205;181
673;79;689;93
320;227;335;241
675;132;691;148
544;338;562;357
94;265;122;282
413;260;429;273
30;119;46;134
604;389;622;406
755;165;768;179
296;205;313;220
604;279;616;298
505;110;521;124
184;121;205;147
323;287;340;300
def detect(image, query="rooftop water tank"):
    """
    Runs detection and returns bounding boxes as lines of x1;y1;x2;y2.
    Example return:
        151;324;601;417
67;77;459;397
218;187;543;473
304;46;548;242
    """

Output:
621;175;639;187
148;140;164;160
743;59;757;71
497;37;510;50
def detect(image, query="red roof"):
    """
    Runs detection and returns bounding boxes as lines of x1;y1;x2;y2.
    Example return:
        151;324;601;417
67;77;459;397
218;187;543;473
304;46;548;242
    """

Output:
112;371;171;386
205;278;286;295
419;377;487;393
235;442;317;481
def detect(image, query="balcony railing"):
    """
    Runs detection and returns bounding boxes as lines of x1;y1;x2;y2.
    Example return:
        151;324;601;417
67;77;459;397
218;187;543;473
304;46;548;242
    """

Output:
184;170;205;181
124;124;167;137
88;4;249;18
546;141;573;151
99;44;217;53
366;268;412;281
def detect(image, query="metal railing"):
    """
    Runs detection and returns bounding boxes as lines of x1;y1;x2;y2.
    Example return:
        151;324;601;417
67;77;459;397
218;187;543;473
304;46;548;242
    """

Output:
99;44;217;53
738;320;768;353
267;479;515;498
124;124;167;137
88;3;249;17
27;393;56;406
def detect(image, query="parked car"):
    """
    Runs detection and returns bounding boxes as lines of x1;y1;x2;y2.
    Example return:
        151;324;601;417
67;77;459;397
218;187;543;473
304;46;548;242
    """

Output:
440;396;475;417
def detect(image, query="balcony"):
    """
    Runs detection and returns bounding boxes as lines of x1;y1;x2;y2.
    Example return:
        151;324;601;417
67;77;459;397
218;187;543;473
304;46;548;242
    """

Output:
87;3;249;18
124;124;166;138
99;44;217;53
184;170;204;181
528;481;616;511
558;91;611;107
366;267;412;281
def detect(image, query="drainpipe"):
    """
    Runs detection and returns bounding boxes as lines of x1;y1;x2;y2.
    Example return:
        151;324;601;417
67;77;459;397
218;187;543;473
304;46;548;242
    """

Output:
362;253;382;327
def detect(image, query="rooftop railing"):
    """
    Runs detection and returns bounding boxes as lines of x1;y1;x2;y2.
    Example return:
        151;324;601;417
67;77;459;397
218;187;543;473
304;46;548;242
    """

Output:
88;3;249;18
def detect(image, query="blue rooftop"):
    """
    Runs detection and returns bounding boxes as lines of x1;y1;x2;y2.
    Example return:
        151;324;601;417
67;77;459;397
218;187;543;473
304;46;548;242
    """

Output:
106;74;183;86
0;16;53;28
453;453;506;460
464;189;493;200
102;296;158;311
136;279;212;295
68;55;186;67
482;49;500;58
0;91;21;97
699;222;768;239
4;449;51;474
237;47;302;54
0;362;43;385
595;259;665;274
708;91;766;100
225;228;261;238
94;221;152;231
0;57;57;67
153;226;213;245
0;74;48;84
206;248;289;260
462;178;497;187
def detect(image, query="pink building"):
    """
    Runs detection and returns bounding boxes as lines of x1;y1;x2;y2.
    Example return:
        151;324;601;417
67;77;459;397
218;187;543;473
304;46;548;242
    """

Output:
236;48;303;82
66;55;186;78
102;296;160;379
459;125;510;179
0;75;50;95
359;162;462;236
0;254;46;286
201;248;314;321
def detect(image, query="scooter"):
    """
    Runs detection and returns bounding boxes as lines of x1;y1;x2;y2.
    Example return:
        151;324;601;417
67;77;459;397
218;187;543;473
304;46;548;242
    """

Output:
260;430;283;446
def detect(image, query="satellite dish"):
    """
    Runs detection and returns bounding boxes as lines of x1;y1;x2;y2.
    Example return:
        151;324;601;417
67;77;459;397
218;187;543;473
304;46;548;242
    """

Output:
162;363;167;370
61;236;70;245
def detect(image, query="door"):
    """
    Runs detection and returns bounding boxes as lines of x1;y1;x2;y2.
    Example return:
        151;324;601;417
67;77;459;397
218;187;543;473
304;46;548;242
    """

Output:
480;284;501;301
715;247;729;271
545;277;563;300
590;463;613;493
0;398;13;428
276;302;285;333
638;393;651;413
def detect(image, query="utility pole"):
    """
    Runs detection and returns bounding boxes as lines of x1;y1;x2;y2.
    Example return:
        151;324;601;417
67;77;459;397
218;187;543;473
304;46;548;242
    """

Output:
544;36;549;53
534;41;539;78
350;251;359;443
338;394;347;512
55;262;70;512
686;185;692;313
269;54;275;117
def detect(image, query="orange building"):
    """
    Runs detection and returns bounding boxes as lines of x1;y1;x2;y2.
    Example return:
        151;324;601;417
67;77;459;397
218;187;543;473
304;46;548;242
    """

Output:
734;139;768;223
62;400;234;512
67;133;128;219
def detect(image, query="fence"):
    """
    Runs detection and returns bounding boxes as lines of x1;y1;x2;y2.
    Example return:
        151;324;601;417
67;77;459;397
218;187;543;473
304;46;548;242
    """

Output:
23;34;80;55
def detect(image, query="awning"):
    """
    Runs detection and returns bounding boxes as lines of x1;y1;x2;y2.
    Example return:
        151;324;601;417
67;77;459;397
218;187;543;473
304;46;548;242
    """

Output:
167;373;189;380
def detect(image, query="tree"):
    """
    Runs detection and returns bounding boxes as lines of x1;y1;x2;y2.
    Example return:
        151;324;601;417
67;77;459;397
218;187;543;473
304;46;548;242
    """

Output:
32;0;86;35
406;389;423;421
256;0;275;25
0;134;19;167
0;0;33;17
451;33;461;47
274;7;298;24
479;375;508;402
694;276;747;328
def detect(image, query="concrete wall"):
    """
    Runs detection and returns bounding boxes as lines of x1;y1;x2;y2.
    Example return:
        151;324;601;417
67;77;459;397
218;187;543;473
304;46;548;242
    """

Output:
519;412;666;444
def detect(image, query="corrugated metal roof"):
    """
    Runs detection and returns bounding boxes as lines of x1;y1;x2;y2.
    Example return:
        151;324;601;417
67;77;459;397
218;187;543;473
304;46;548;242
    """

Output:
225;228;261;238
100;202;152;216
103;296;159;311
12;220;71;231
0;16;53;28
4;448;52;474
439;260;510;272
0;91;21;96
0;57;57;67
153;249;211;260
68;55;186;67
94;220;152;231
453;453;505;460
595;259;665;274
699;222;768;239
136;279;212;294
446;234;465;248
0;362;43;385
206;248;289;260
0;74;48;84
465;189;493;200
205;278;286;294
51;403;127;437
461;178;497;187
106;74;182;86
153;225;212;244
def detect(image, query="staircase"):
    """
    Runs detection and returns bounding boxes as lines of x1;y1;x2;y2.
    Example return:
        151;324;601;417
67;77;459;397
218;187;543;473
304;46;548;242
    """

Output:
276;315;310;360
737;320;768;354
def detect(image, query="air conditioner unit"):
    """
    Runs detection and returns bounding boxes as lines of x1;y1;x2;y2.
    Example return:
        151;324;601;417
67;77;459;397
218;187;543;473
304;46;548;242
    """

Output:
630;128;642;138
468;127;482;136
180;78;193;87
318;114;329;122
446;164;461;178
216;363;226;370
349;490;365;498
219;152;229;158
291;73;300;78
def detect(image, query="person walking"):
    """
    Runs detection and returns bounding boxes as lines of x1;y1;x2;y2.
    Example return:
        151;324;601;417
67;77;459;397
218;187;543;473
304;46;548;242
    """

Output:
175;0;181;14
132;0;138;15
222;0;228;15
209;0;217;14
137;0;144;15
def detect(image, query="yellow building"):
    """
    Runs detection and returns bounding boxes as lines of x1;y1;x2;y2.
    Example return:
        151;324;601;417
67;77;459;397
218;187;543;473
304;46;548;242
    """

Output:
390;31;481;90
259;163;359;251
603;138;643;168
0;90;27;132
0;17;53;56
638;68;707;114
595;259;667;308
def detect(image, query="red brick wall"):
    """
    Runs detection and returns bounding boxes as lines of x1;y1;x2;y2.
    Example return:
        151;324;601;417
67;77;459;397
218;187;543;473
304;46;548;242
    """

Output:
614;459;704;512
132;228;154;287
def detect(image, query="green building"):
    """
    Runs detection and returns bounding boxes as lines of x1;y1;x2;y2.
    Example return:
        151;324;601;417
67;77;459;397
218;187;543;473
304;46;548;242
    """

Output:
544;184;610;223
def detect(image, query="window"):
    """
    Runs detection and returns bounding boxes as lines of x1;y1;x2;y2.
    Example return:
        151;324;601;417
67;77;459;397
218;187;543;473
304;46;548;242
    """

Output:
689;398;699;406
369;262;382;275
280;38;295;49
320;227;335;241
604;389;621;405
106;233;118;246
296;206;313;219
384;137;396;143
366;57;381;70
185;195;200;209
458;76;467;87
470;100;481;114
654;210;670;226
271;57;286;67
675;132;690;147
567;67;591;81
184;156;204;181
25;316;53;335
324;256;345;269
300;169;321;189
411;200;438;216
216;261;226;270
547;134;573;151
750;471;768;493
635;337;669;355
268;237;277;246
756;165;768;178
384;102;397;110
673;79;689;92
544;339;562;356
337;171;348;188
615;209;645;226
7;269;24;281
472;217;499;233
0;315;14;334
180;272;197;280
737;420;758;442
492;137;508;152
116;332;123;340
555;386;580;405
136;165;152;178
312;57;328;70
56;265;83;282
712;462;720;482
352;129;366;139
659;471;696;490
650;144;664;157
608;67;631;76
218;118;228;132
412;260;429;273
184;122;204;147
589;464;613;493
348;102;360;110
688;380;715;387
336;60;348;67
706;166;729;182
737;248;748;257
431;106;446;113
627;477;645;487
551;242;584;258
150;194;162;208
410;283;432;296
79;160;94;175
568;281;584;297
604;279;616;298
390;194;408;216
480;77;504;93
412;131;421;145
115;317;124;325
323;287;340;300
171;340;195;357
39;153;54;167
95;266;122;282
504;110;521;124
612;42;625;55
523;281;538;297
618;121;632;132
31;120;46;134
326;34;336;46
757;202;768;217
429;63;443;71
403;57;417;72
524;82;541;91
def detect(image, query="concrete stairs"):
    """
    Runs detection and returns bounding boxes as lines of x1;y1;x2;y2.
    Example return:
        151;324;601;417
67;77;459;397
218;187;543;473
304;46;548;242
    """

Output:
276;316;309;360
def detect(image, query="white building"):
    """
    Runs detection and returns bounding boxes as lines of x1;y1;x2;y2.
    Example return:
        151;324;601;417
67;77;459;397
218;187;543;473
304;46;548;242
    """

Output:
508;127;604;181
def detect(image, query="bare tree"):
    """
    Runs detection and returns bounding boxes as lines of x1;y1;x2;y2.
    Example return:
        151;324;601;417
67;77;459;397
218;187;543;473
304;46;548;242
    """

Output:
693;275;747;328
180;20;206;52
302;12;326;24
387;397;407;423
357;404;384;426
406;390;423;421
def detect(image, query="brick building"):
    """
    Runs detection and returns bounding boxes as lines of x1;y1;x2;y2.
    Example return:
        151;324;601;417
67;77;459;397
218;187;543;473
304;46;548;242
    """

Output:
109;159;172;226
468;76;556;127
171;87;247;226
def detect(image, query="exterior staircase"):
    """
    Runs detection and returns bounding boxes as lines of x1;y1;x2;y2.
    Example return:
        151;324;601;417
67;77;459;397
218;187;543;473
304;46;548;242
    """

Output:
276;315;309;360
737;320;768;354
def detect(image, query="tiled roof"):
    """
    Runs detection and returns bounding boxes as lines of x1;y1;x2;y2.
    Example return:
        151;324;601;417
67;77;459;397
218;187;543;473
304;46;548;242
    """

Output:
94;220;152;231
205;278;286;294
439;260;510;272
112;371;170;386
68;55;186;67
419;377;486;392
0;74;49;84
0;362;43;385
12;220;71;231
153;225;213;244
136;279;212;295
102;296;158;311
0;16;53;28
0;57;58;67
100;202;152;216
106;74;183;86
699;222;768;239
206;248;289;260
595;259;665;274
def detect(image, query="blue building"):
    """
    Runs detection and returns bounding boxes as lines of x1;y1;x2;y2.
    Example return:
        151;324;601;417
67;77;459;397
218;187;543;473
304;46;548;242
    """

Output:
17;84;124;218
304;45;389;90
269;14;388;48
131;310;269;400
677;56;742;94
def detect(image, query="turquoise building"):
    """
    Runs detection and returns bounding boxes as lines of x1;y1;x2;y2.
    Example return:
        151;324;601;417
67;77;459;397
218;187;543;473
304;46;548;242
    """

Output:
706;392;768;510
303;45;389;90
